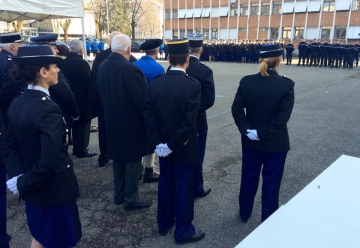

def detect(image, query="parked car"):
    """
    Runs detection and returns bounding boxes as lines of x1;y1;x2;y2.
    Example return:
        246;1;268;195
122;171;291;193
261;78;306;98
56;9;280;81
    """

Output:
131;41;143;52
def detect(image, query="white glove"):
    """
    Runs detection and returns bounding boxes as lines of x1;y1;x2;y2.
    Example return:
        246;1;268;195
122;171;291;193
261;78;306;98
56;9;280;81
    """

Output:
6;174;23;195
246;129;260;141
155;143;173;157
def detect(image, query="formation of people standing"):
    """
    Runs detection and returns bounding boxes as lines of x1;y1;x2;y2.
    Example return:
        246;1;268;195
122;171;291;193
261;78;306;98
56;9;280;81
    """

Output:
296;38;360;69
193;38;360;70
1;31;295;247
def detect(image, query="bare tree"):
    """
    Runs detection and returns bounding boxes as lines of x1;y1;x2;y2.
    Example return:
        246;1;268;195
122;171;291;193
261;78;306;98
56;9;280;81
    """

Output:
11;20;24;33
85;0;106;38
129;0;151;41
60;19;72;41
139;0;161;39
109;0;131;36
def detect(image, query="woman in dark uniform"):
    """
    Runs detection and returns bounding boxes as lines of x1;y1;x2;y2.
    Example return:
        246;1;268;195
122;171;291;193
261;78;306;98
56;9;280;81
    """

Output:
232;44;295;223
4;46;82;248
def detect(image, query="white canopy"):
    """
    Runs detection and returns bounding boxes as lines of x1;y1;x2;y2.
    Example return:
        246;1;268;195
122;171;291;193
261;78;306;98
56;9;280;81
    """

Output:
0;0;84;22
0;0;86;58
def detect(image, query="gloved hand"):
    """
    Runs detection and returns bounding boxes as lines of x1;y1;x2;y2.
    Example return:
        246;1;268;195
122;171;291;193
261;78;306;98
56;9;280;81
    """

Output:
246;129;260;141
155;143;173;157
6;174;23;195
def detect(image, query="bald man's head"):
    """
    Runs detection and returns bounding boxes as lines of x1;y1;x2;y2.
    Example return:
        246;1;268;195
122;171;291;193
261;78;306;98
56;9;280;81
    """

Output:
109;31;122;46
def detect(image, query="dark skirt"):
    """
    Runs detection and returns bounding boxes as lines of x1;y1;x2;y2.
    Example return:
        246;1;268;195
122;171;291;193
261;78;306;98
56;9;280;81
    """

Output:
26;198;82;248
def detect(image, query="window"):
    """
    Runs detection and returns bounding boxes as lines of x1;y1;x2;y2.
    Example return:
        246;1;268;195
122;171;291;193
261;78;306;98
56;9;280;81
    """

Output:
212;29;218;39
180;29;185;38
259;28;269;31
250;4;259;16
203;29;209;39
354;0;360;10
186;29;193;35
323;0;335;12
230;3;238;16
240;4;249;16
321;27;331;40
282;27;292;39
294;27;304;39
195;29;201;34
273;2;282;15
165;10;171;20
334;26;346;40
173;29;178;39
239;28;247;32
261;3;270;15
172;9;178;19
271;27;279;39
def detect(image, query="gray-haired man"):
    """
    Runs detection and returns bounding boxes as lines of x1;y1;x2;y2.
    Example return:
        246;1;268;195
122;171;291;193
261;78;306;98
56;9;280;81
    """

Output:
61;40;97;158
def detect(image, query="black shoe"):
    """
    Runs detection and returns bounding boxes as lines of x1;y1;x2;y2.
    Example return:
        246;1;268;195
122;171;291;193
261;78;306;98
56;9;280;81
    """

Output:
159;224;174;237
76;151;97;158
296;64;300;66
98;158;109;167
240;217;249;223
319;65;322;67
143;167;159;183
175;230;205;245
195;185;211;198
124;198;152;211
8;235;11;242
114;201;124;205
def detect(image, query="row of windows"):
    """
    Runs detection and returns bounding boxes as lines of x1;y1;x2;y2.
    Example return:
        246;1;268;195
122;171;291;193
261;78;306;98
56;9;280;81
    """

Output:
165;0;360;20
171;27;347;40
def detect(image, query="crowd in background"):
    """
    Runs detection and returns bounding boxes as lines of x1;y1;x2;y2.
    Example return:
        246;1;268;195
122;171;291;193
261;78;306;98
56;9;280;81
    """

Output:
179;39;360;69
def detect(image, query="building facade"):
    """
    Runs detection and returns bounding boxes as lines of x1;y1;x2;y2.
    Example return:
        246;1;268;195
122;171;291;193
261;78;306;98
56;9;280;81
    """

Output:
163;0;360;44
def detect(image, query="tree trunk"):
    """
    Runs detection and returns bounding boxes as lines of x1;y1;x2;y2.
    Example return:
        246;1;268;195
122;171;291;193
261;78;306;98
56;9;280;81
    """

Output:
131;23;136;41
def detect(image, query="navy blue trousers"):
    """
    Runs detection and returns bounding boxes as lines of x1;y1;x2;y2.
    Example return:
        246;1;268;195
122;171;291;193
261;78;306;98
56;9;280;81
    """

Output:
286;53;293;64
239;147;287;222
0;164;9;248
158;158;195;242
194;130;207;196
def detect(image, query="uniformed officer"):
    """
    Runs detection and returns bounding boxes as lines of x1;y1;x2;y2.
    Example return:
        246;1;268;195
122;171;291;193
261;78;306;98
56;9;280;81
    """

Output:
330;41;341;68
297;39;307;66
343;42;355;69
319;39;331;67
5;45;82;248
0;31;20;248
186;34;215;198
30;34;80;149
285;40;294;65
143;38;205;245
133;39;165;183
309;39;320;67
354;41;360;67
232;44;295;223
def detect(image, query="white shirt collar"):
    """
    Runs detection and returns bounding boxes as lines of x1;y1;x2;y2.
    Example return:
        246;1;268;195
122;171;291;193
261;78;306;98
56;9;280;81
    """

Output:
27;85;50;97
170;67;186;73
189;55;199;60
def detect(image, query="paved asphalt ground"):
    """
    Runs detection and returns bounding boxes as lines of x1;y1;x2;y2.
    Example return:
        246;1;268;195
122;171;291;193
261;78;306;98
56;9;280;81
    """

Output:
6;58;360;248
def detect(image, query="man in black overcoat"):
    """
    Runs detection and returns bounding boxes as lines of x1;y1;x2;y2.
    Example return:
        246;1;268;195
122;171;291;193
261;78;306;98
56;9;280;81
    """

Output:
97;34;151;210
144;39;205;245
90;31;137;167
61;40;96;158
185;34;215;198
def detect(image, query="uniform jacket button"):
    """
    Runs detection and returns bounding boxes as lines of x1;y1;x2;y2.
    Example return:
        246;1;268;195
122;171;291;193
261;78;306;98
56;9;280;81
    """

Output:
67;165;70;168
